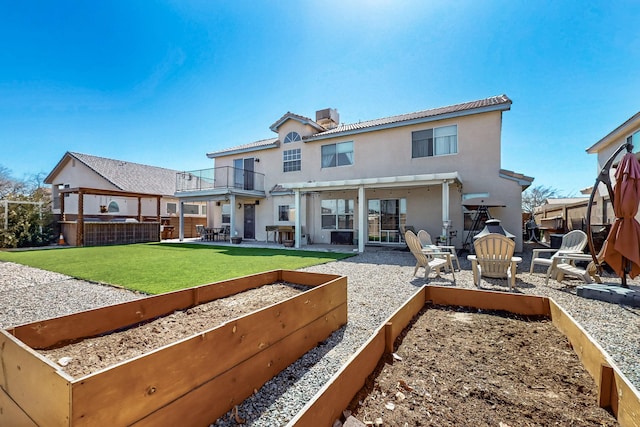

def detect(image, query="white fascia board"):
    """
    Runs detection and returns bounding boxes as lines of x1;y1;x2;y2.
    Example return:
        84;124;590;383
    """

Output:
499;171;533;187
586;111;640;154
206;143;278;159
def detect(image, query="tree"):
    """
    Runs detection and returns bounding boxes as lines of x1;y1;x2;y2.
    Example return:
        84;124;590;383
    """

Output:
522;185;558;215
0;166;54;248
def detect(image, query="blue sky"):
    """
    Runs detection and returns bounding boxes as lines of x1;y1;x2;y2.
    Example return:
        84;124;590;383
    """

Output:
2;0;639;196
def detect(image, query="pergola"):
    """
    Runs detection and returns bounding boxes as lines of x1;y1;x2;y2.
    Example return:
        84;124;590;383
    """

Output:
59;187;162;247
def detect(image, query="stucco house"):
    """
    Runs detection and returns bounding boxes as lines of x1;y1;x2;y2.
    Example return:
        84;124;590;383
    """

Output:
586;111;640;225
175;95;533;252
45;152;206;244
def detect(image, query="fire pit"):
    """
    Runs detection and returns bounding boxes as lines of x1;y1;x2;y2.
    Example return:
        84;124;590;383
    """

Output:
473;218;515;240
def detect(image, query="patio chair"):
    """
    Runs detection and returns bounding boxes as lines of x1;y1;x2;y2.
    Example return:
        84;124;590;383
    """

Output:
400;225;416;243
545;252;603;286
405;230;451;281
467;233;522;290
529;230;588;274
219;226;230;242
195;224;206;241
417;229;461;271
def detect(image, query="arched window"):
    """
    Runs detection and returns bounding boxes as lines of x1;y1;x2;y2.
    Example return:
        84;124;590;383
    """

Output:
107;201;120;213
284;131;301;143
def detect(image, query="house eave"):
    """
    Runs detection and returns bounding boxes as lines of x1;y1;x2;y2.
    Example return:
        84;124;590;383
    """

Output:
269;114;325;133
499;169;534;190
586;111;640;154
206;143;279;159
175;188;266;200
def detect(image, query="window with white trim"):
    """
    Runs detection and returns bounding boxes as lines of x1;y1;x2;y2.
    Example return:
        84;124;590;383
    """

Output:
412;124;457;158
278;205;295;221
284;131;301;143
221;204;230;224
321;141;353;168
283;148;301;172
321;199;354;229
183;204;200;215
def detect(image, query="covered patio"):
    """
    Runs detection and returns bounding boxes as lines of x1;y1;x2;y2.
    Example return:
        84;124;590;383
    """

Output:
280;172;463;252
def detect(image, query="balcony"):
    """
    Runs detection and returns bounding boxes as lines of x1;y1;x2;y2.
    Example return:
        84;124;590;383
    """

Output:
175;167;265;198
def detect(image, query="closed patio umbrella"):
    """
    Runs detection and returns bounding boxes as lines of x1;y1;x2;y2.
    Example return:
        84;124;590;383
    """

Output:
603;149;640;284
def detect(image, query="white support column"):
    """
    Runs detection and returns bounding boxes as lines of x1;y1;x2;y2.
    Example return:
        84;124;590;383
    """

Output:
294;189;301;248
441;180;450;239
229;194;236;242
358;185;365;253
179;201;185;241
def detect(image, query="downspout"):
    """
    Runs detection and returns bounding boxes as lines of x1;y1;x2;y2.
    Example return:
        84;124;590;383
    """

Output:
358;185;365;253
229;194;236;243
179;201;185;241
442;180;450;242
294;189;301;248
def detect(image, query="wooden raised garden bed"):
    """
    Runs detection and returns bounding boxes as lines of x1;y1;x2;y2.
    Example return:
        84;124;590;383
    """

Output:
0;270;347;427
288;286;640;427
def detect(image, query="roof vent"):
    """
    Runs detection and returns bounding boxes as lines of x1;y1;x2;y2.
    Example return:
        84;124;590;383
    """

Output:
316;108;339;129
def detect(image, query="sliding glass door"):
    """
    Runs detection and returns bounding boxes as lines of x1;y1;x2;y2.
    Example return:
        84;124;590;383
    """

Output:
367;198;406;243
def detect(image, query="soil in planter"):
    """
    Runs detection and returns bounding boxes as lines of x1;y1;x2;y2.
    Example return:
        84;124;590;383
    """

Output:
39;282;307;378
347;304;618;426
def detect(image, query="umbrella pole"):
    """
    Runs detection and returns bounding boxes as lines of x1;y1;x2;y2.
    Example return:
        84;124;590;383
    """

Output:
622;257;630;288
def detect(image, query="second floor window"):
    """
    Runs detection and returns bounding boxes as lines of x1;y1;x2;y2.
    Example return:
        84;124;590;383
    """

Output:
284;131;301;143
412;124;457;158
321;141;353;168
283;148;301;172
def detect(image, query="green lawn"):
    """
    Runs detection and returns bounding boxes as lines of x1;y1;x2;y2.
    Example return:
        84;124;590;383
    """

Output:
0;243;353;294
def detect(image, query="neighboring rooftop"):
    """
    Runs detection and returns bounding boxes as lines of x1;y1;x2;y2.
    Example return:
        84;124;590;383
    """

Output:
45;152;179;196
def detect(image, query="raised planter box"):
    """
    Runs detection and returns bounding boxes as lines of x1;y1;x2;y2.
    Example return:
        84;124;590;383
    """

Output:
0;270;347;427
288;286;640;427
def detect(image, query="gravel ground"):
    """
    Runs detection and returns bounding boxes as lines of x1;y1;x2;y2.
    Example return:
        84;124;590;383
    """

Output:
1;244;639;426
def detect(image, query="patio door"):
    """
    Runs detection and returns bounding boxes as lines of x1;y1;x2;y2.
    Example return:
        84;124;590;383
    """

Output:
367;198;406;243
244;204;255;239
234;158;255;190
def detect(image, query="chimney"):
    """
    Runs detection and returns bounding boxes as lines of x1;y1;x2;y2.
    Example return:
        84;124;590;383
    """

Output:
316;108;339;129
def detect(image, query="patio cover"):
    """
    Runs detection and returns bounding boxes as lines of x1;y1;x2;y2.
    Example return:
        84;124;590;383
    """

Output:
279;172;462;191
281;172;462;252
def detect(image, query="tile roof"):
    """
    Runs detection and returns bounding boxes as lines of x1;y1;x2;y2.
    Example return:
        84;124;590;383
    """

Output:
544;197;588;205
307;94;512;139
206;137;279;158
207;95;512;157
269;112;325;133
67;152;179;196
